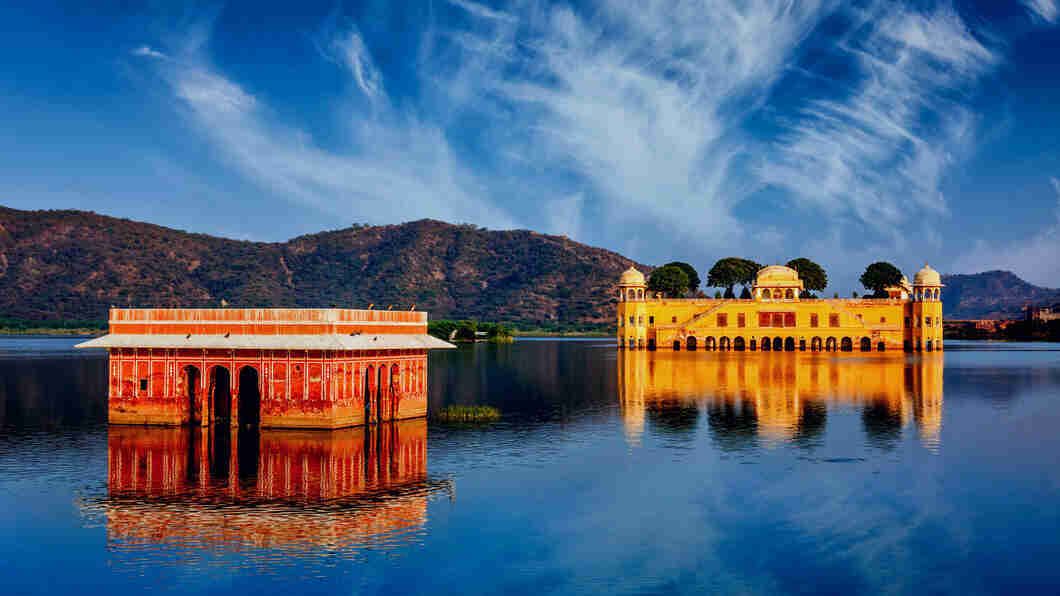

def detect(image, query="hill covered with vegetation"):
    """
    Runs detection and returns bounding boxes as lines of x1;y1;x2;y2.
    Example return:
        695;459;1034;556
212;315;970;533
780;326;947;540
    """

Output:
941;271;1060;320
0;207;647;330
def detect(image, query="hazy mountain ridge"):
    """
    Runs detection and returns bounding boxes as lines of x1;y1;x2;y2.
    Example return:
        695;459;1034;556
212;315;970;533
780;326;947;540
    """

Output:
0;207;647;326
941;271;1060;320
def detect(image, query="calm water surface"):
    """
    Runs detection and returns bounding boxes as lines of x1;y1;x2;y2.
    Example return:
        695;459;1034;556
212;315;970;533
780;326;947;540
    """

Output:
2;337;1060;594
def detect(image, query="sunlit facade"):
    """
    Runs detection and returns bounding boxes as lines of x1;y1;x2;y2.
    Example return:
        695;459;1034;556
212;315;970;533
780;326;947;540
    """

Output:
617;264;944;352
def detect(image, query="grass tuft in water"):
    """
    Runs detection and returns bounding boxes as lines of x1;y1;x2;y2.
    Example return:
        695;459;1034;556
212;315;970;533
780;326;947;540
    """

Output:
434;405;501;423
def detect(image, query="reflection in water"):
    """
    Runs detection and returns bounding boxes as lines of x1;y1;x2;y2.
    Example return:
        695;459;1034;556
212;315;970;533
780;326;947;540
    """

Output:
618;352;944;450
93;420;442;555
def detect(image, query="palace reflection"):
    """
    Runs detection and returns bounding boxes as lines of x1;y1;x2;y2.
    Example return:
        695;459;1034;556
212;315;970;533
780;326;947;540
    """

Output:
99;420;436;552
618;352;943;450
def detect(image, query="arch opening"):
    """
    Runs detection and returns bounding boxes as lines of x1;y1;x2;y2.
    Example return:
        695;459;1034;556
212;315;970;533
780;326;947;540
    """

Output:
209;366;231;424
785;337;795;352
773;337;783;351
720;337;731;351
238;366;261;427
761;337;771;352
925;340;933;352
182;365;200;423
785;289;794;300
734;337;745;351
673;340;681;351
811;337;823;351
860;337;872;352
826;337;837;352
705;337;717;351
841;337;853;352
687;336;697;351
877;341;886;352
364;365;374;423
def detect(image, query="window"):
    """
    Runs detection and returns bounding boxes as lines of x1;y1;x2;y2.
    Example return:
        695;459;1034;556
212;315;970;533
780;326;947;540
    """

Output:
139;379;148;392
671;316;677;323
649;316;654;326
784;312;796;327
638;315;644;326
810;313;819;328
629;316;635;325
738;313;746;328
772;313;784;328
759;312;771;327
925;316;932;327
717;313;728;327
829;313;839;328
785;289;794;300
773;289;782;299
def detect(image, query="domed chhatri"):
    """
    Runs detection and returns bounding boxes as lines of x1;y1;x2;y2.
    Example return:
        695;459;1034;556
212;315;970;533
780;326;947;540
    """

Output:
914;264;942;287
618;266;646;286
615;260;944;354
756;265;799;283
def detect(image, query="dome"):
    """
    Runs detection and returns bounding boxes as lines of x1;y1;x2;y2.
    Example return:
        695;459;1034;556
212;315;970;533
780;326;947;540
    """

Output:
914;264;941;286
619;266;646;286
756;265;799;284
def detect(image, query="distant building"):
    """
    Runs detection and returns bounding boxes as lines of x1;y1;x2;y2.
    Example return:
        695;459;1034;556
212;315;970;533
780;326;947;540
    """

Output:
1027;305;1060;322
76;308;454;428
616;264;944;352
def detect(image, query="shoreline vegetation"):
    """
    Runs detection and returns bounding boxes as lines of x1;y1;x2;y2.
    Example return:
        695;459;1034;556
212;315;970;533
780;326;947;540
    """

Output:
433;405;502;423
0;317;106;336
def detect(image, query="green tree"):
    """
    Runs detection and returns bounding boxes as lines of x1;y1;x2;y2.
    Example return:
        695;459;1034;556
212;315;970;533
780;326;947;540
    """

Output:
707;258;760;295
859;262;903;297
454;320;478;341
660;261;701;293
786;258;828;293
647;265;690;298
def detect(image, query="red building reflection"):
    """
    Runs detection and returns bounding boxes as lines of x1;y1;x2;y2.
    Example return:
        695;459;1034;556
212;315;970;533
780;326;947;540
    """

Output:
102;420;434;551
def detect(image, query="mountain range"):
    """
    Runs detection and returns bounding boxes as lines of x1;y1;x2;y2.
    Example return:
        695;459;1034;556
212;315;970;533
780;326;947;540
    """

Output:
0;206;1055;325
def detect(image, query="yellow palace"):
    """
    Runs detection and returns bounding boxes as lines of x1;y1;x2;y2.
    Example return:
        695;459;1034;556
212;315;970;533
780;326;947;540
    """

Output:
616;263;943;352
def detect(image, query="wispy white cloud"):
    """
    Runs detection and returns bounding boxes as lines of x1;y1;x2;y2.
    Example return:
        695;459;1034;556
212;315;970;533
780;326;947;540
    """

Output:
951;177;1060;287
446;0;517;22
759;4;996;229
132;45;166;59
148;35;515;229
136;1;1022;276
1024;0;1059;23
328;29;384;100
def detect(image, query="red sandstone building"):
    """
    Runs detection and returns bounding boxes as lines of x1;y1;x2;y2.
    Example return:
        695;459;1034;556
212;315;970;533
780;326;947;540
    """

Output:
76;308;454;428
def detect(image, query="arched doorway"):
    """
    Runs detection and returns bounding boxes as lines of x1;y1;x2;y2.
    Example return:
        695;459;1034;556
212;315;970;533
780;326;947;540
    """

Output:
877;341;886;352
925;340;933;352
734;337;745;351
750;338;757;351
238;366;261;427
773;337;783;351
390;363;401;420
799;338;806;351
364;365;374;423
860;337;871;352
647;338;656;351
182;365;200;423
376;365;386;423
811;337;822;351
673;340;681;351
761;337;771;351
826;337;837;352
784;337;795;351
720;337;731;351
705;337;717;351
687;336;697;351
210;366;231;424
841;337;853;352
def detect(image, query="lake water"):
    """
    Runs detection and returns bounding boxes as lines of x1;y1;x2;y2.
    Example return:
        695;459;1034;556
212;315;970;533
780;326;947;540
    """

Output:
3;337;1060;594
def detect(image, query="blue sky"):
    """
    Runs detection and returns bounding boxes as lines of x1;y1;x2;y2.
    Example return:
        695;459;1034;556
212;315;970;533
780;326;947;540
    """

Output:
2;1;1059;293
